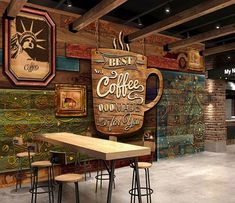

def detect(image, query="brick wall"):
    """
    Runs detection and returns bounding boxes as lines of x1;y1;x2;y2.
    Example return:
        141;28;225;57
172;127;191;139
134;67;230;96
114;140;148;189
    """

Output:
204;79;227;151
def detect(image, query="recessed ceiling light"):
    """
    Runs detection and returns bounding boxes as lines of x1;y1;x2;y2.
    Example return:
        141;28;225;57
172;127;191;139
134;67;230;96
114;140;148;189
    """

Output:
216;25;220;29
165;6;171;14
227;56;231;60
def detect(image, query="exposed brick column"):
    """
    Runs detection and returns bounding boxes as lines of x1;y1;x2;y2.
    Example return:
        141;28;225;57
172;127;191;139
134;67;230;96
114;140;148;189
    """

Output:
204;79;227;152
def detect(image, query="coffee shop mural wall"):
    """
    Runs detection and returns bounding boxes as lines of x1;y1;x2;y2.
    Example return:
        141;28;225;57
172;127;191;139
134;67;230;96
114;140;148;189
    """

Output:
0;1;205;180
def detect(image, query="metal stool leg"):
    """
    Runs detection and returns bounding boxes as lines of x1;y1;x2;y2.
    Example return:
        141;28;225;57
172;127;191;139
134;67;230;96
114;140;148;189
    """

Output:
146;168;152;203
58;183;63;203
145;169;149;203
31;168;36;203
34;168;39;203
75;182;80;203
47;167;52;203
130;168;135;203
50;166;54;203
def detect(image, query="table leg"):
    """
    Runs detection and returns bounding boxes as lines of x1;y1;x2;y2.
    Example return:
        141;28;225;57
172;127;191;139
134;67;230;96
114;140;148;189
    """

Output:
134;157;142;203
107;160;115;203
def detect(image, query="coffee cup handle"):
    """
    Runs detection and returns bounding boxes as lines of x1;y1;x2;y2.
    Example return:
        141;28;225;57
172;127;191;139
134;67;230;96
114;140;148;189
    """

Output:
144;68;163;111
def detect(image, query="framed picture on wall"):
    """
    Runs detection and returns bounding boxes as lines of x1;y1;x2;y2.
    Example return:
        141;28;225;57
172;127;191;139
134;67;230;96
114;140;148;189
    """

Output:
55;84;87;117
3;7;56;86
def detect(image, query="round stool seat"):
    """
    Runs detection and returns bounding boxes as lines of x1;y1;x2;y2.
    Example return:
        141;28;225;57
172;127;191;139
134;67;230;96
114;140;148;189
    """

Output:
55;173;83;183
17;152;35;158
137;162;152;169
31;160;52;168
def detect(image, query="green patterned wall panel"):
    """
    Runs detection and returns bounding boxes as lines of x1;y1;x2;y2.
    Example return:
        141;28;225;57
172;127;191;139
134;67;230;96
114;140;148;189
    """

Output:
0;89;92;172
157;71;205;159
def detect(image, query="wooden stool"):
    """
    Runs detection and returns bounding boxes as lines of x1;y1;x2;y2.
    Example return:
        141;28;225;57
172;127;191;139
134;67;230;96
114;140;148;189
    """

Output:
13;137;36;192
15;151;35;191
30;160;54;203
129;141;155;203
129;162;153;203
55;173;83;203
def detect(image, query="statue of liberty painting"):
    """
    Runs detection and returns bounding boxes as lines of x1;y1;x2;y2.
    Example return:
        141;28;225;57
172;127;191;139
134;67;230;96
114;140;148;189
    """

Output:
4;7;55;86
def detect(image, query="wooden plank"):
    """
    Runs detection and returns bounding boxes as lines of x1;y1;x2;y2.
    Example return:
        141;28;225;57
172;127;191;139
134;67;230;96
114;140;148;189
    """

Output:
66;44;179;70
56;56;80;72
126;0;235;42
6;0;27;18
168;23;235;50
66;44;93;59
0;49;2;66
37;132;151;160
204;42;235;56
70;0;127;31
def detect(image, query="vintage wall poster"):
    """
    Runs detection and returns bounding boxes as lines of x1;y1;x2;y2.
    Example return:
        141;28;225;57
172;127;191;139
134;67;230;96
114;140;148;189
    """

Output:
3;7;56;86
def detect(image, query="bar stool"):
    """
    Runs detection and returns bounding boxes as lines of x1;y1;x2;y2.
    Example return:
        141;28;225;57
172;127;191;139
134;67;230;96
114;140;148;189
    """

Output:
30;160;54;203
15;151;35;191
13;137;35;192
129;141;155;203
55;173;83;203
129;162;153;203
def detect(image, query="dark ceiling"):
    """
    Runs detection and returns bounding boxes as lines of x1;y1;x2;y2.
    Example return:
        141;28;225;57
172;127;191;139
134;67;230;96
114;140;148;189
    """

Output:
28;0;235;68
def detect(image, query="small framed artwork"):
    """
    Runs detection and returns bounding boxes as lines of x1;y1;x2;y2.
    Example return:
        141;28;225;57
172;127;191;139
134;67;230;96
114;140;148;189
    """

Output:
3;7;56;86
177;53;188;70
55;84;87;117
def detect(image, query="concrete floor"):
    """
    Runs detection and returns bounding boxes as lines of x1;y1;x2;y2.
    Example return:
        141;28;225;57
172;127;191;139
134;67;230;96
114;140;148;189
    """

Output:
1;150;235;203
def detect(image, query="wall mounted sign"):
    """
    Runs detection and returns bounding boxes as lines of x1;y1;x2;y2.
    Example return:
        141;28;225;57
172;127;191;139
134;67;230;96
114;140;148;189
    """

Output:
55;84;87;117
187;49;204;71
3;7;56;86
208;66;235;80
92;48;163;136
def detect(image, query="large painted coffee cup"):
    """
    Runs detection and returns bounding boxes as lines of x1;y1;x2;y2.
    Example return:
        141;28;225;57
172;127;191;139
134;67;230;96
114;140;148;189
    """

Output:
91;48;163;136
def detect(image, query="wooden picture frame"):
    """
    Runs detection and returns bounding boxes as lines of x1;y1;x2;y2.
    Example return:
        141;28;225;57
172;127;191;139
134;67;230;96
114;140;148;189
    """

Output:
55;84;87;117
3;7;56;86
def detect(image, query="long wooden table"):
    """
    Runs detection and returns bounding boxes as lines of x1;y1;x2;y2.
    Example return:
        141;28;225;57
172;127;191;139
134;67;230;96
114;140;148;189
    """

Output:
37;132;151;203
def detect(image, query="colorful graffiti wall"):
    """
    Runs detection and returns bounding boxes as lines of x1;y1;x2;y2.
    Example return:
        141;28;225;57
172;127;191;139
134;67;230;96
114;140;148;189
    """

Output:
157;71;205;159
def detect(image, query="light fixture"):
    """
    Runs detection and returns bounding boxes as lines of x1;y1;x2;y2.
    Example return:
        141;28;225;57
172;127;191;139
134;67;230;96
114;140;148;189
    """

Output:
215;24;220;29
165;6;171;14
138;18;143;26
227;56;231;60
67;0;72;7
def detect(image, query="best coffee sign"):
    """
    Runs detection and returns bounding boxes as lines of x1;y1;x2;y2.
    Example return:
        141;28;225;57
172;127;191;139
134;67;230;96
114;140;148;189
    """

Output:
92;48;163;136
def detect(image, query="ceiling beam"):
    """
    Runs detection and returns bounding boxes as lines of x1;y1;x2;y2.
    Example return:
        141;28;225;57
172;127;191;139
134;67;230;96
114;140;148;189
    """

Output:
55;0;66;9
126;0;235;42
204;42;235;56
177;13;235;35
124;0;172;25
70;0;127;31
167;23;235;51
6;0;28;18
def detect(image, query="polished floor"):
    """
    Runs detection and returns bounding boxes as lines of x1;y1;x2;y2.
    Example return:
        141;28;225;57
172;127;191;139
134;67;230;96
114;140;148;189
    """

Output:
1;148;235;203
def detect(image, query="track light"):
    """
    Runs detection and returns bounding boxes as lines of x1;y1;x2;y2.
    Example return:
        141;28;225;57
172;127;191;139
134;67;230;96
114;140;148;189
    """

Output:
215;24;220;29
67;0;72;8
138;18;143;26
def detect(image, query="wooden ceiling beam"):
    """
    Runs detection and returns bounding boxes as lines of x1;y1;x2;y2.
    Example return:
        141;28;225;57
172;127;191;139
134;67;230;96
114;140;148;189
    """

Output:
204;42;235;56
126;0;235;42
167;23;235;51
6;0;27;18
70;0;127;31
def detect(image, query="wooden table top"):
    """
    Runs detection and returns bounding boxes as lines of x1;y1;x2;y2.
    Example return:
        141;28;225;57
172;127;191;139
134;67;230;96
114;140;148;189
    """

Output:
37;132;151;160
